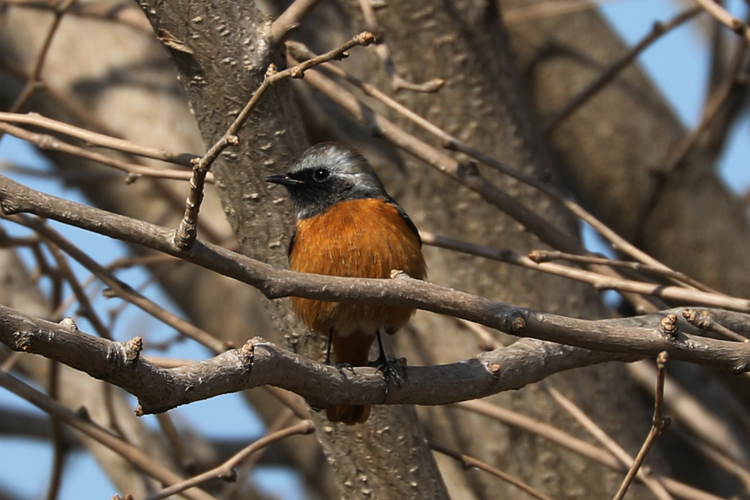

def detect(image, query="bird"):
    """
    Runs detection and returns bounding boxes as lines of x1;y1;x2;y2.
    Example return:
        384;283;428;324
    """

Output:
265;142;426;425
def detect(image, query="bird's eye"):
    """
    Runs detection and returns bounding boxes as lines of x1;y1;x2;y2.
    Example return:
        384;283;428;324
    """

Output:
312;168;330;182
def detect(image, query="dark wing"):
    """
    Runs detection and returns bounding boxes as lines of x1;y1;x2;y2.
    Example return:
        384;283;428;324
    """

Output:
288;228;297;257
386;197;421;246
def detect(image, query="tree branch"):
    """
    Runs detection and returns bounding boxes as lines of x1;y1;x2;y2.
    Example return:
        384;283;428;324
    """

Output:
0;111;199;167
269;0;323;44
691;0;750;44
0;122;199;183
0;301;632;414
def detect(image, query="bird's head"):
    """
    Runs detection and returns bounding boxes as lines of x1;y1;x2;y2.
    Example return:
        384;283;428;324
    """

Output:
265;143;389;220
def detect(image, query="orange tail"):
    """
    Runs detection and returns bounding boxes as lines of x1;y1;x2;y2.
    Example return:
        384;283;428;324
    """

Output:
328;331;376;425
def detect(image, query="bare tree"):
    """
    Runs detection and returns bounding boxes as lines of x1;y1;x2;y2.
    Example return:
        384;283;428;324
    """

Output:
1;0;749;499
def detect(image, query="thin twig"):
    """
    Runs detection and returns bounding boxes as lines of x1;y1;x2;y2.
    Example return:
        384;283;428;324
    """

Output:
462;321;673;500
51;276;99;326
1;56;225;243
44;241;111;338
701;7;750;158
457;400;720;500
173;31;376;250
528;250;718;294
0;227;40;247
628;360;750;469
0;122;200;182
44;360;66;500
28;235;64;303
156;413;197;473
457;317;505;351
146;419;315;500
0;53;130;145
444;141;689;286
218;409;295;499
541;381;673;500
542;7;702;131
0;112;199;167
429;440;555;500
264;386;312;420
54;253;186;318
460;319;669;500
691;0;750;44
6;0;77;115
356;0;445;93
420;231;747;312
671;425;750;491
45;241;134;441
682;308;749;343
613;352;671;500
0;351;24;372
269;0;323;44
633;41;749;244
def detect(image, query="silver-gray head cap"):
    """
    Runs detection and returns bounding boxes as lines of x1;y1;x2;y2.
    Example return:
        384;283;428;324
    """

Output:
265;143;391;219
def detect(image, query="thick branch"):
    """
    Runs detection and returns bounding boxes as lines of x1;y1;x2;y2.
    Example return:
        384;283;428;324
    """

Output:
0;302;628;414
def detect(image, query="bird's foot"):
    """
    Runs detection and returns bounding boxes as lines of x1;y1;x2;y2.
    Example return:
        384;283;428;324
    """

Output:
369;353;402;403
332;362;357;375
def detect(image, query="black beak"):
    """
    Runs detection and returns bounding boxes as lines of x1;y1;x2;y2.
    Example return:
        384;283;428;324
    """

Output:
265;174;304;186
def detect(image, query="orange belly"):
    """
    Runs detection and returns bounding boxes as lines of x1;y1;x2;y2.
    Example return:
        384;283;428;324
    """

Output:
289;198;426;340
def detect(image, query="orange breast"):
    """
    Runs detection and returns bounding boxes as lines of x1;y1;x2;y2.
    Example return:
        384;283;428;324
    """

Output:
289;198;426;336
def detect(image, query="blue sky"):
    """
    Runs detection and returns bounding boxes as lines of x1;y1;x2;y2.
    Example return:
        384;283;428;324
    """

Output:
0;1;749;499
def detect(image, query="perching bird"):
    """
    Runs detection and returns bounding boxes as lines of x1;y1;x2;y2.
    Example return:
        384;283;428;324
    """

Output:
266;143;426;425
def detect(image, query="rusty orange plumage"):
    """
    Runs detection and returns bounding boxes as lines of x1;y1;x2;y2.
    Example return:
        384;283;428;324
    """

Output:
266;143;426;425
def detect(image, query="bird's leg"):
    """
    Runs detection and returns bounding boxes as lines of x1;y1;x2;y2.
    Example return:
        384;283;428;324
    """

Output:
370;328;402;402
325;328;333;365
326;328;356;375
373;328;389;368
